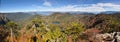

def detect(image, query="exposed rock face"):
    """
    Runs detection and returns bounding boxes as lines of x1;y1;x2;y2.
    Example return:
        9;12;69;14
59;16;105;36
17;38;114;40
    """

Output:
0;14;10;26
78;29;120;42
96;32;120;42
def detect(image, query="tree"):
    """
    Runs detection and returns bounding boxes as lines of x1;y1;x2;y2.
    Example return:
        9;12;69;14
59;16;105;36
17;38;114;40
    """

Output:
43;25;67;42
32;18;42;42
64;22;85;42
6;21;17;42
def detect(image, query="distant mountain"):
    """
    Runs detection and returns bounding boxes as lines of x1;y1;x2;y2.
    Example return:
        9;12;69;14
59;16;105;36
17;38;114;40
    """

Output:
29;11;120;15
47;12;95;27
0;12;32;22
22;11;54;15
36;11;53;15
98;11;120;14
0;11;119;25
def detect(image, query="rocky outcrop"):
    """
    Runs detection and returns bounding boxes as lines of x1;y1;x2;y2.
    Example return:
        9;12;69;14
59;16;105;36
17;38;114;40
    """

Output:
96;32;120;42
78;29;120;42
0;14;10;26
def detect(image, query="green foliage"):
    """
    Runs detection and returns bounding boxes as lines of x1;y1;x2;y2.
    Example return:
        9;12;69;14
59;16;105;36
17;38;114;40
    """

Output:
32;18;42;24
2;12;120;42
6;21;17;28
64;22;85;41
43;27;67;42
102;16;120;33
107;17;120;32
65;22;85;35
6;21;19;36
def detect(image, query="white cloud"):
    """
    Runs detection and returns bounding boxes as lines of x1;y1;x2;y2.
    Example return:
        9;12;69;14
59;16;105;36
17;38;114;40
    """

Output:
44;3;120;12
43;0;52;7
1;3;120;12
92;3;120;10
30;3;120;12
46;5;105;12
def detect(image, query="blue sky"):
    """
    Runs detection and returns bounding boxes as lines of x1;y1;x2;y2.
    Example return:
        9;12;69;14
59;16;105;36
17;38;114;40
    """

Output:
0;0;120;12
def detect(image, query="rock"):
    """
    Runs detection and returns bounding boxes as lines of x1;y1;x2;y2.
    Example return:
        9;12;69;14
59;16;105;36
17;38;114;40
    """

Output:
95;32;120;42
0;14;10;25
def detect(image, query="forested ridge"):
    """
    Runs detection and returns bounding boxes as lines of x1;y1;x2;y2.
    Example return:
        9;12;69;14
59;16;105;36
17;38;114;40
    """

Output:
0;12;120;42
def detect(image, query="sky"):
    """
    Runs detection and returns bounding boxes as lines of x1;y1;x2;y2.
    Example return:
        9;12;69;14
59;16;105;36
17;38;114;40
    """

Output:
0;0;120;12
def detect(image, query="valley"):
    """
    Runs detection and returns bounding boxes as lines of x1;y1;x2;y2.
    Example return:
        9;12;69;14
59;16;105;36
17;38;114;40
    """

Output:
0;12;120;42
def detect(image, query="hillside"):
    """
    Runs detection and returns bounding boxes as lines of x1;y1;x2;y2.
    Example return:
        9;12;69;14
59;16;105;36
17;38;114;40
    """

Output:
0;12;32;22
0;12;120;42
86;13;120;33
48;12;94;24
0;14;10;26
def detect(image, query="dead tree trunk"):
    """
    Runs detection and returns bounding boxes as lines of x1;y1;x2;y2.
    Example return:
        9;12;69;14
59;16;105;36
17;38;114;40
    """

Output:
10;28;14;42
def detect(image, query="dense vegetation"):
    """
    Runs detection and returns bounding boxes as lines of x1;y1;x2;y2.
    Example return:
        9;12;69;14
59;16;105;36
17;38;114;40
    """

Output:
0;12;120;42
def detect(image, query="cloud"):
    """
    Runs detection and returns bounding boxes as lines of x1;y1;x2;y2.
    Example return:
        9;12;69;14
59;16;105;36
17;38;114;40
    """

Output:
44;3;120;12
46;5;105;12
43;0;52;7
92;3;120;10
